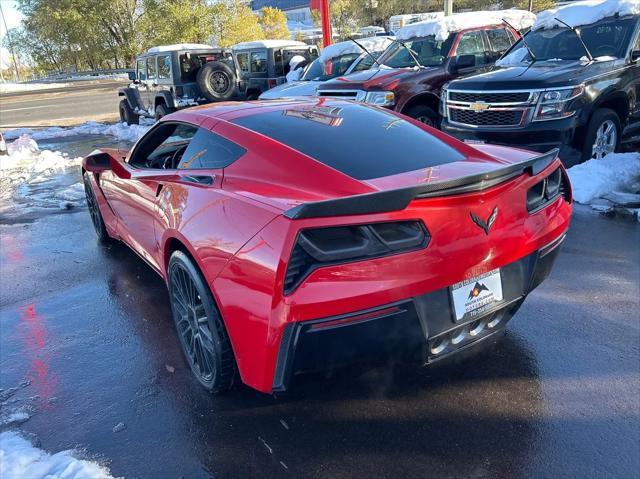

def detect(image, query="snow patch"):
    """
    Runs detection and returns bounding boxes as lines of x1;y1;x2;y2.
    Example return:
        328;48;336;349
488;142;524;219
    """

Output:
147;43;213;53
567;153;640;204
0;136;82;173
533;0;640;30
319;36;394;62
396;9;536;41
0;82;70;93
0;411;30;427
0;431;118;479
3;120;152;143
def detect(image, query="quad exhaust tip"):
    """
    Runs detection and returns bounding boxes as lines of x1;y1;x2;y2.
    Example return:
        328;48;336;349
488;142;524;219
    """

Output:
429;312;504;357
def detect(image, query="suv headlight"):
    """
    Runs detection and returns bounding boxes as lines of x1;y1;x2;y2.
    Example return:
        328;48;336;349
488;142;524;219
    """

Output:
533;85;584;121
440;84;449;118
364;91;395;107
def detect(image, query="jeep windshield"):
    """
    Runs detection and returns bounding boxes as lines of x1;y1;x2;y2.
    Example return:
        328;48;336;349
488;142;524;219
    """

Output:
378;35;454;68
301;52;381;81
499;16;637;64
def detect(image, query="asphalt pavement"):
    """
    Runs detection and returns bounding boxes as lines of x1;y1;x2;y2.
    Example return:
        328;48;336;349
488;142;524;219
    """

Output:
0;136;638;478
0;80;127;128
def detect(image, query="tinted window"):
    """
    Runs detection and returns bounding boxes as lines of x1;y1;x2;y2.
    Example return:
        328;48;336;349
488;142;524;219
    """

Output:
486;28;513;53
147;57;156;79
157;55;171;79
251;51;267;73
352;52;382;72
456;30;485;55
130;123;197;169
232;104;464;180
237;52;249;73
177;128;246;170
137;59;146;81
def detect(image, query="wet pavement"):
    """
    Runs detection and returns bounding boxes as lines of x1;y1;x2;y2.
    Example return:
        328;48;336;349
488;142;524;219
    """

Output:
0;137;639;478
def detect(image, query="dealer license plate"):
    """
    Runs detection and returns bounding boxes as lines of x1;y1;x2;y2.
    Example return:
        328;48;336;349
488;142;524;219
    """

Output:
451;269;503;321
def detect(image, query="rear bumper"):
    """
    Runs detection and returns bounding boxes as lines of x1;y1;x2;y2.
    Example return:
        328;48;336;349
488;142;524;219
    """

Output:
272;239;564;391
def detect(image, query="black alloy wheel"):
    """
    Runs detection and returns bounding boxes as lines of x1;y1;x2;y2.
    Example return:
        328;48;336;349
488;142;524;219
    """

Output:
83;172;110;242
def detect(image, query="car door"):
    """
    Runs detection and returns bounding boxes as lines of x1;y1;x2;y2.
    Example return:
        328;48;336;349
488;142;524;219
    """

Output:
452;29;490;73
100;122;198;270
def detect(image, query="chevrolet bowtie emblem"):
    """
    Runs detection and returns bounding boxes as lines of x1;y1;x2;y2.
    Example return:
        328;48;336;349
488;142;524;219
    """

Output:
469;102;490;112
470;206;499;235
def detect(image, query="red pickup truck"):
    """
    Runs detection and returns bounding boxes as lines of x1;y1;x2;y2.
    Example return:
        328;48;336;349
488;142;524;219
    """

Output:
317;10;535;127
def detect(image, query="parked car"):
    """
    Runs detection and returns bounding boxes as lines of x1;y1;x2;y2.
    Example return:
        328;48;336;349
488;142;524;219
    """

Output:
316;10;536;127
440;1;640;164
82;99;571;393
259;36;394;100
119;41;318;123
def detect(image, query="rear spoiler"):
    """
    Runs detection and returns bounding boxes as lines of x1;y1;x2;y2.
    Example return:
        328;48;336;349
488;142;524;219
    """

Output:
284;148;559;220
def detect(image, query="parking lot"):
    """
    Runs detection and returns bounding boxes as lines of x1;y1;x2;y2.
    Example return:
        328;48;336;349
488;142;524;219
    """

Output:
0;132;638;478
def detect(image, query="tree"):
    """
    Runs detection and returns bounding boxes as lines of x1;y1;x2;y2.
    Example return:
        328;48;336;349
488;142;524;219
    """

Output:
210;1;264;48
259;7;290;40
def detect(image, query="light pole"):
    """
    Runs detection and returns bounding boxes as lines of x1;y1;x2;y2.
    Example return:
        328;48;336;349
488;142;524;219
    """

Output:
444;0;453;16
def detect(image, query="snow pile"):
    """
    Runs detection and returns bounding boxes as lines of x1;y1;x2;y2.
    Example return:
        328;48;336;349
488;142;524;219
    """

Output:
3;120;152;143
533;0;640;30
396;9;536;41
0;431;118;479
567;153;640;204
148;43;213;53
319;36;394;62
0;136;82;173
0;82;70;93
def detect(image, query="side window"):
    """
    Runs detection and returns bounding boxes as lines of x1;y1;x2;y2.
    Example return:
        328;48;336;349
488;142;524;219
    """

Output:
250;50;267;73
237;52;249;74
129;123;197;169
147;57;157;80
456;30;487;66
486;28;513;54
157;55;171;79
178;128;246;170
352;54;378;72
137;59;146;81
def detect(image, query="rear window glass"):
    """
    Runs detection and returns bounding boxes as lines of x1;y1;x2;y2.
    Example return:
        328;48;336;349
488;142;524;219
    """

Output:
232;104;464;180
178;128;246;170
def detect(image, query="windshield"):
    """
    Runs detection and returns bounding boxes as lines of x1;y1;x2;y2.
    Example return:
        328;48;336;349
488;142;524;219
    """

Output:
301;53;361;81
379;35;454;68
501;16;637;63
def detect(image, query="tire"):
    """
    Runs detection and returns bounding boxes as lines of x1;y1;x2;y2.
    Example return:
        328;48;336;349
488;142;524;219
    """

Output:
119;99;139;125
581;108;621;162
154;103;174;121
196;61;236;102
168;250;236;393
405;105;439;128
83;172;110;243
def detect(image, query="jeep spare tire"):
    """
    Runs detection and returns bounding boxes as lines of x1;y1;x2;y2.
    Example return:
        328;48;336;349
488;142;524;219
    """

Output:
197;61;236;101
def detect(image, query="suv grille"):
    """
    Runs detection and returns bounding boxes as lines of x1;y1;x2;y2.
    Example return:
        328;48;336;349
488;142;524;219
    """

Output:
449;109;523;127
449;91;531;103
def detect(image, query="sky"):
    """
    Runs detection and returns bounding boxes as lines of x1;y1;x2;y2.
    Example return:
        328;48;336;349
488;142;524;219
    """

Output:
0;0;23;70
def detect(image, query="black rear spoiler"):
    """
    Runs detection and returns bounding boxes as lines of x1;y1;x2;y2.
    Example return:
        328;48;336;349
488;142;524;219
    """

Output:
284;148;559;220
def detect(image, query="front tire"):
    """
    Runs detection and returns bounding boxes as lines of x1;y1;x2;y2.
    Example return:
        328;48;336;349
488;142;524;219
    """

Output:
168;251;236;393
581;108;620;162
83;172;110;243
405;104;439;128
119;99;139;125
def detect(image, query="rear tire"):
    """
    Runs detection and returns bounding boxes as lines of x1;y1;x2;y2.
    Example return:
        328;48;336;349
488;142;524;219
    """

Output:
405;104;439;128
196;61;236;102
154;103;174;121
581;108;620;162
83;172;110;243
168;251;236;393
119;99;139;125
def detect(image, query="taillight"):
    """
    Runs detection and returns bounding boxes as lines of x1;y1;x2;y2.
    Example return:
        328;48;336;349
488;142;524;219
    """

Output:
284;221;429;294
526;167;571;213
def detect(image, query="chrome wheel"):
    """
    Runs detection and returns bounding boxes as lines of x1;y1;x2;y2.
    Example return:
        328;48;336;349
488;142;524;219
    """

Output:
591;119;617;160
170;263;216;382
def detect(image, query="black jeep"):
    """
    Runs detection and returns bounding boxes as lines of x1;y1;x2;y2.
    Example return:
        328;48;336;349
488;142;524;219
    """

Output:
119;41;318;124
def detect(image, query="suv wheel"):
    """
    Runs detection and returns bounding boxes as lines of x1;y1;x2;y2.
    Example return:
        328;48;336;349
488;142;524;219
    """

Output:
155;104;175;121
197;61;236;102
405;105;438;128
582;108;620;162
119;99;139;125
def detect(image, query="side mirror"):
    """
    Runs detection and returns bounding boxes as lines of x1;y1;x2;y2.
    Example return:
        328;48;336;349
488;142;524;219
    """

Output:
631;50;640;62
83;151;112;173
453;54;476;71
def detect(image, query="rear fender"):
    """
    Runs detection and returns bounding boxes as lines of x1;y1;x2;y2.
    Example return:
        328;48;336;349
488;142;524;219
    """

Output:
119;87;144;111
155;90;176;109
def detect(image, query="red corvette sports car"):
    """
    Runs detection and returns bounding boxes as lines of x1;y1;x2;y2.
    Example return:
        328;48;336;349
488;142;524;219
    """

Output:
82;99;572;394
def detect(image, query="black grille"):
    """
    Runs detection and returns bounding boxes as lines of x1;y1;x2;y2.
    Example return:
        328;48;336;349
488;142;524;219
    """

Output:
449;91;530;103
283;244;315;294
449;108;523;127
318;90;357;98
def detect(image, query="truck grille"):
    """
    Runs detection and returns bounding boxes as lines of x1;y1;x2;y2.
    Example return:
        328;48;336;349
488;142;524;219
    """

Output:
317;90;364;101
449;91;531;103
449;109;523;127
